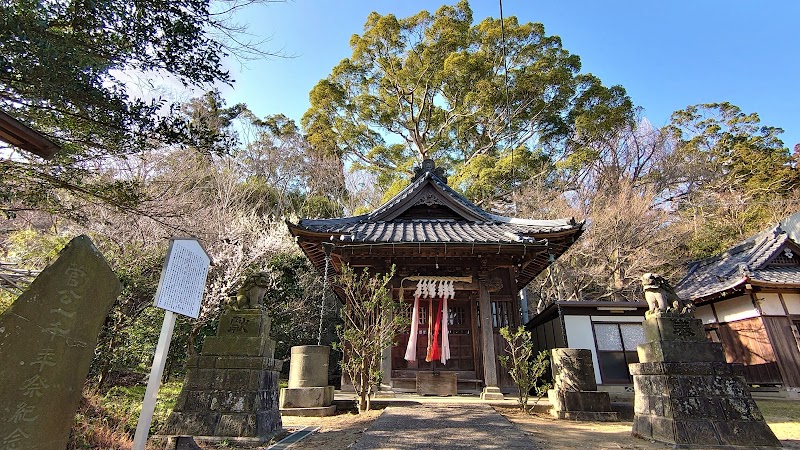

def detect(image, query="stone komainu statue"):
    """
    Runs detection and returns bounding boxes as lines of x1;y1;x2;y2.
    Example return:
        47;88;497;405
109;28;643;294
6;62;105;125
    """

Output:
229;271;270;310
641;273;695;318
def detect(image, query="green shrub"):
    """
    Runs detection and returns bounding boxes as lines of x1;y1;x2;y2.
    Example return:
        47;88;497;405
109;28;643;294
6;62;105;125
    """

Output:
499;326;551;412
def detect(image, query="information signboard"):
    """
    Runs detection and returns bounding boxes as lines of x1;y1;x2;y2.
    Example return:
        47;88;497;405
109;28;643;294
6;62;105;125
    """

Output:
133;237;211;450
153;238;210;319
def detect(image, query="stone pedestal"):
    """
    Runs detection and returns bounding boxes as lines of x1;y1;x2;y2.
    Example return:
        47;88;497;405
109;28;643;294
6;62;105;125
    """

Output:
548;348;619;421
416;371;457;396
161;309;282;442
630;315;781;448
280;345;336;416
480;386;505;401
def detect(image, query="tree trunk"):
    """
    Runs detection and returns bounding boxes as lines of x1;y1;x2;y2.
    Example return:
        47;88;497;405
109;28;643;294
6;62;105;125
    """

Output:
611;248;625;301
186;321;203;357
97;318;121;390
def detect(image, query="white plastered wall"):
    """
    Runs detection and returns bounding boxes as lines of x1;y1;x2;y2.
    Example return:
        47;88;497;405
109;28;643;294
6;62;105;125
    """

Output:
783;293;800;315
563;316;600;385
756;293;785;316
564;315;646;386
713;295;758;322
696;304;716;324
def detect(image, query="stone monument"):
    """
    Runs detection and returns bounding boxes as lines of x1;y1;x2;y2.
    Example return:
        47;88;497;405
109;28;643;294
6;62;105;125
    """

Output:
0;235;121;450
279;345;336;416
630;273;781;447
548;348;619;421
161;273;282;443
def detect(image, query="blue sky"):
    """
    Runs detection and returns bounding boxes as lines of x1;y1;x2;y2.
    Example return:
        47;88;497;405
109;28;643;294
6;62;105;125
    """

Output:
219;0;800;150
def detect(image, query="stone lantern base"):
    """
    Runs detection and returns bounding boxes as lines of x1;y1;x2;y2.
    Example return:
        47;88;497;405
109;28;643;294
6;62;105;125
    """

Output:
548;348;619;421
630;315;780;448
160;309;282;440
280;345;337;416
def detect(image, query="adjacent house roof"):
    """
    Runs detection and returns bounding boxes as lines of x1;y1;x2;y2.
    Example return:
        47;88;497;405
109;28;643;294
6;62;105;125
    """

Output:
0;110;60;159
675;212;800;303
287;159;584;289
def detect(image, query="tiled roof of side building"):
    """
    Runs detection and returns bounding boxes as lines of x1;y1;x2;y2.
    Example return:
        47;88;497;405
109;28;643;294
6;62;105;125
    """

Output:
675;213;800;301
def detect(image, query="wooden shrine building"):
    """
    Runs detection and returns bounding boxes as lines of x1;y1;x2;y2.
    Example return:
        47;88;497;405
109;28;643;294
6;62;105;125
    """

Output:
287;160;583;398
675;212;800;394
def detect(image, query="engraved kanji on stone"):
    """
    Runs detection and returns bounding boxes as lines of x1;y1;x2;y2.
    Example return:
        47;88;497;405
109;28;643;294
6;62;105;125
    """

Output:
66;339;88;348
50;308;76;319
31;348;56;372
227;316;251;333
42;321;69;340
2;427;30;449
673;318;696;338
21;374;49;397
57;289;82;306
10;402;38;423
65;264;87;287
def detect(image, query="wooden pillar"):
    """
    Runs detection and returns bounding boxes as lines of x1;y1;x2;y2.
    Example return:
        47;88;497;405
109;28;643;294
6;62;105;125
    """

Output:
378;344;395;396
478;273;504;400
378;301;395;397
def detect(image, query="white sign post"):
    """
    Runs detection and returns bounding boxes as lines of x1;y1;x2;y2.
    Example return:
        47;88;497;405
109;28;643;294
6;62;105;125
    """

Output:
132;238;211;450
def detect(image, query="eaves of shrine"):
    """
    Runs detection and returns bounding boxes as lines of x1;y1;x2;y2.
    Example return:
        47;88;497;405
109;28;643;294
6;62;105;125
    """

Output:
286;160;584;292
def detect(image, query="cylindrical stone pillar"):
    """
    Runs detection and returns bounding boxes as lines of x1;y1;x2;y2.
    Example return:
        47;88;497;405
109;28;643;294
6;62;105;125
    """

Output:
288;345;330;388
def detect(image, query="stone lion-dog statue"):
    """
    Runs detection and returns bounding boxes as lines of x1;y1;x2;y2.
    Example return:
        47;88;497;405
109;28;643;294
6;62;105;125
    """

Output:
641;273;695;318
228;271;270;310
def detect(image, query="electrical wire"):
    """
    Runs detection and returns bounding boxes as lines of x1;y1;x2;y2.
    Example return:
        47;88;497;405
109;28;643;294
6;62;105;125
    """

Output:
499;0;514;185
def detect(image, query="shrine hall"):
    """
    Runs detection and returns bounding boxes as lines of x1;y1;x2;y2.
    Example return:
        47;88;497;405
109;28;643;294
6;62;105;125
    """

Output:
287;160;583;399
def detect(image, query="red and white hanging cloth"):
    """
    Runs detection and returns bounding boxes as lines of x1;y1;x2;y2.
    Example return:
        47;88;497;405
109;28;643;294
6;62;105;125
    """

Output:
403;281;424;362
404;278;455;365
439;280;454;364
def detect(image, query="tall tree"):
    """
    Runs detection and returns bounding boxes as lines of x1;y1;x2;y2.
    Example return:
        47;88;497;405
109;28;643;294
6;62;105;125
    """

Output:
667;102;800;258
302;1;633;198
236;113;347;217
0;0;277;219
519;121;685;303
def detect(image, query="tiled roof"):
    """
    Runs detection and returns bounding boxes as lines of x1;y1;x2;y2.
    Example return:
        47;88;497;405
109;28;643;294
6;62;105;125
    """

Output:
288;161;584;290
291;168;581;244
368;169;490;222
675;212;800;301
297;218;576;244
751;266;800;284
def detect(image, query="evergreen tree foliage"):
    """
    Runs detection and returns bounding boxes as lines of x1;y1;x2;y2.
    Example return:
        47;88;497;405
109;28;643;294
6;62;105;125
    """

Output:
0;0;273;218
302;0;633;197
668;102;800;258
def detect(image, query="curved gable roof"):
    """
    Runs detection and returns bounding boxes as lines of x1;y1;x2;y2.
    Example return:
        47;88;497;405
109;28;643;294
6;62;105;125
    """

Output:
289;165;580;243
676;212;800;302
287;160;583;290
368;170;490;223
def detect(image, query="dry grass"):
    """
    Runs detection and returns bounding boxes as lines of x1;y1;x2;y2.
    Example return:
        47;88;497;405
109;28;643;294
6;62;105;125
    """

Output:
68;389;134;450
757;399;800;446
280;408;384;450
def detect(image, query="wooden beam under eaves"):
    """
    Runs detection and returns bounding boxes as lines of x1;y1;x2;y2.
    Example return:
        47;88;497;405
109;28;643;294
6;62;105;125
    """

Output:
0;110;60;159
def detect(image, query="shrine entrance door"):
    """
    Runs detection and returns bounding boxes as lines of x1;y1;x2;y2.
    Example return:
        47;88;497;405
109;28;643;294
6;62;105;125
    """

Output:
391;295;480;392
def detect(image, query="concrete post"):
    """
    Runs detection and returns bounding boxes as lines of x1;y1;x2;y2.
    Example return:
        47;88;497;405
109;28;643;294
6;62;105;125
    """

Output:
377;344;395;397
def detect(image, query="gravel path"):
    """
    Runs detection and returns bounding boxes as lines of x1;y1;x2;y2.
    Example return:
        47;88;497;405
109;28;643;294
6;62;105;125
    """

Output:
350;404;538;449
